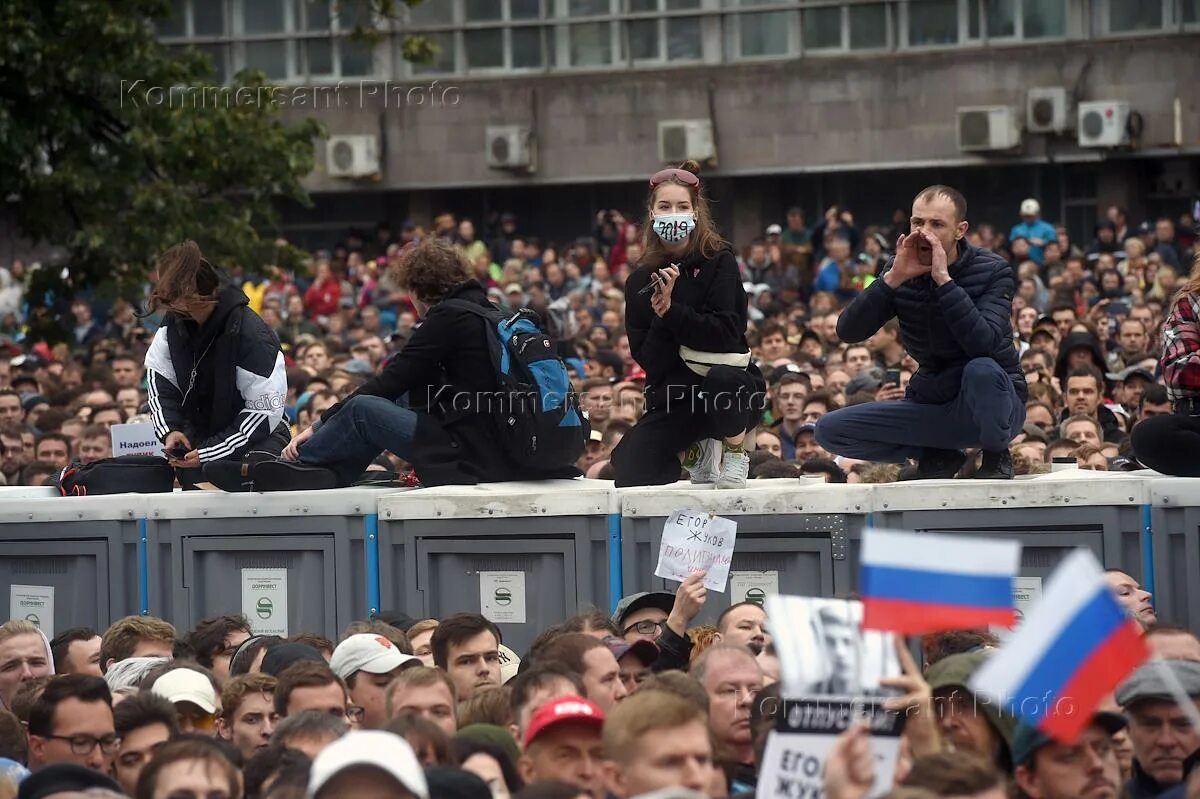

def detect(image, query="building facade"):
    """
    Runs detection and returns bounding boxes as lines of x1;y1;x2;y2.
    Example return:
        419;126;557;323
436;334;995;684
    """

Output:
156;0;1200;249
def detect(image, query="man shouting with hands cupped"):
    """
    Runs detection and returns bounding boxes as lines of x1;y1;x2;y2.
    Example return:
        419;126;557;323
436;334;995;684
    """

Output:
814;185;1026;479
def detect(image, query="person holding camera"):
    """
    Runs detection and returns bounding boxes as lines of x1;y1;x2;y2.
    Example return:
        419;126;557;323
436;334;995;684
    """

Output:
144;241;291;489
611;161;765;488
814;185;1027;479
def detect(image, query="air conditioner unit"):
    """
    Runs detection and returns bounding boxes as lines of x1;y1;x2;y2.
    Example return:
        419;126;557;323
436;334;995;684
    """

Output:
657;119;715;164
486;126;535;171
1027;87;1070;134
1078;101;1131;148
326;135;380;178
956;106;1021;152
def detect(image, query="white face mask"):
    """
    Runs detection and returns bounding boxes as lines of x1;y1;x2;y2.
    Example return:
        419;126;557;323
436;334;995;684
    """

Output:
652;213;696;244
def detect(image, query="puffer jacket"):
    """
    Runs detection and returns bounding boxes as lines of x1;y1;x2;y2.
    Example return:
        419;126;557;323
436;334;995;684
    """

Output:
837;243;1027;405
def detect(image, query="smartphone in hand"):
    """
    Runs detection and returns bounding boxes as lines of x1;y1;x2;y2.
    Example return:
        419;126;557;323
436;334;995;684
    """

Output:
163;444;189;460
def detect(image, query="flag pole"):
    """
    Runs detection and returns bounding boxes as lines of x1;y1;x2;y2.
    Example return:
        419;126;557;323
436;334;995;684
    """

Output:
1150;656;1200;733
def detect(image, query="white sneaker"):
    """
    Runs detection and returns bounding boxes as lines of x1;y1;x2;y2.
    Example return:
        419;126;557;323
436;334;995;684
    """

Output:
683;438;721;484
716;449;750;489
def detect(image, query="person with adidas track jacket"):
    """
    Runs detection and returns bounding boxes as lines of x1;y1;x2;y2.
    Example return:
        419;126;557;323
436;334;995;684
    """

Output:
144;241;290;489
253;238;581;490
814;185;1027;479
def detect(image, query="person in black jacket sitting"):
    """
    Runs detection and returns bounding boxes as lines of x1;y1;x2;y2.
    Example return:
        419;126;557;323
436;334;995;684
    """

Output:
611;160;766;488
144;241;291;489
252;238;580;490
814;185;1027;479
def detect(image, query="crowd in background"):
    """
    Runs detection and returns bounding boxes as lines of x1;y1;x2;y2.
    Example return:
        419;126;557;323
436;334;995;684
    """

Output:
0;198;1196;486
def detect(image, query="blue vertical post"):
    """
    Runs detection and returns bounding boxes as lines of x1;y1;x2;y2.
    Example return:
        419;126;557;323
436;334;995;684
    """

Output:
365;514;381;618
607;513;623;614
1142;504;1155;599
138;518;149;616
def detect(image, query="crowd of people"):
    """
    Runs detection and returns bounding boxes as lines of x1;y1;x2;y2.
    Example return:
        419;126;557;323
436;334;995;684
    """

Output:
0;567;1194;799
0;179;1195;488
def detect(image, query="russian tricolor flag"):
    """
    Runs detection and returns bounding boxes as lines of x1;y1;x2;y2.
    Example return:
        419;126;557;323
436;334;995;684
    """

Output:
861;528;1021;635
971;548;1148;742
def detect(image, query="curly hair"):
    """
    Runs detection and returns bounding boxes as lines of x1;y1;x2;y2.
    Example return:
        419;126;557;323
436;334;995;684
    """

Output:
394;238;472;303
687;625;720;665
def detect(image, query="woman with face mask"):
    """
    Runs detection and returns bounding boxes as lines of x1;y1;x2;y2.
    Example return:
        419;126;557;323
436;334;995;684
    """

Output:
610;160;765;488
143;240;291;489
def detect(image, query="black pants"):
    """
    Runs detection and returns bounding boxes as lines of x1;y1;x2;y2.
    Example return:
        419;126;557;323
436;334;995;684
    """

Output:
612;365;765;487
1132;414;1200;476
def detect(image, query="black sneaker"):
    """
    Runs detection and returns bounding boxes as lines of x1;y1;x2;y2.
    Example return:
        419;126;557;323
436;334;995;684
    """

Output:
975;449;1015;480
251;460;339;492
916;448;967;479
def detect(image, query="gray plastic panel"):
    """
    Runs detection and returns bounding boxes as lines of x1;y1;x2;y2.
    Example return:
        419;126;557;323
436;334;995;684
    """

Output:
620;512;859;625
379;515;610;655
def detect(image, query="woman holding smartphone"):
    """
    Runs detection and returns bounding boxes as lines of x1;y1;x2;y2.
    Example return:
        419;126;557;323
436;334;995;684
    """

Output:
611;160;765;488
144;240;291;489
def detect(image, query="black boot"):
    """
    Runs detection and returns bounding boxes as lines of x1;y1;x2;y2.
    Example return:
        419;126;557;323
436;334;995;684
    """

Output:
251;460;339;492
975;449;1015;479
202;451;279;493
916;448;967;479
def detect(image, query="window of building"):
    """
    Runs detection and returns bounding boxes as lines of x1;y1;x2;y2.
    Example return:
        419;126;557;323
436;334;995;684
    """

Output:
907;0;959;47
727;0;794;59
849;4;889;50
965;0;1064;41
627;0;703;63
1186;0;1200;24
801;2;891;52
1106;0;1165;33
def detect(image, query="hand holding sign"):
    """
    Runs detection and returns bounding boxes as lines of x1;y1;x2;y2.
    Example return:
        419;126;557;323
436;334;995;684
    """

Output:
881;638;940;759
655;509;737;592
824;724;875;799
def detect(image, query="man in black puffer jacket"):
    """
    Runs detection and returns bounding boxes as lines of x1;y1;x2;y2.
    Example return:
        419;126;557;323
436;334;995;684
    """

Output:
815;185;1027;479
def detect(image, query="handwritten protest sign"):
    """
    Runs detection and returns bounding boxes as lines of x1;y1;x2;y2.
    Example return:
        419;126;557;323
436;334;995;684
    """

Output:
757;698;904;799
654;509;737;592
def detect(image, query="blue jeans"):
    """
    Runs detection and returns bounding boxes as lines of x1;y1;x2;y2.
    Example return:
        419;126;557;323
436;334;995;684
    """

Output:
815;357;1026;463
299;395;419;485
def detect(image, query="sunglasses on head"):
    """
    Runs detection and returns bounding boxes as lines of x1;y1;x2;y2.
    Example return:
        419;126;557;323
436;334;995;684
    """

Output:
649;168;699;189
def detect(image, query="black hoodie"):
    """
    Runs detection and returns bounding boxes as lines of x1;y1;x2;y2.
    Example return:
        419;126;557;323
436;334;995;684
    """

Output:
145;283;288;462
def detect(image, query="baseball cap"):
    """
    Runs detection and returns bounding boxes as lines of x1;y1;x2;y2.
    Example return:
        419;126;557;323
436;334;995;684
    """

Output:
1116;660;1200;707
261;642;326;676
611;591;675;627
424;767;491;799
1020;423;1048;444
330;634;421;681
603;636;659;666
1011;711;1126;766
765;224;783;236
797;422;817;435
498;643;522;684
308;730;428;799
523;696;605;749
1020;199;1041;216
151;668;218;714
504;283;523;295
1119;366;1156;384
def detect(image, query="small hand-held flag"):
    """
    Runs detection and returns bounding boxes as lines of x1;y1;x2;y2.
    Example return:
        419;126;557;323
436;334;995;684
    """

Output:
970;548;1148;742
860;528;1021;635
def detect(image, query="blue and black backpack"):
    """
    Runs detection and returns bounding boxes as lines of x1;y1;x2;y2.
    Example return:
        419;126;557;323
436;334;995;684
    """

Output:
445;299;588;470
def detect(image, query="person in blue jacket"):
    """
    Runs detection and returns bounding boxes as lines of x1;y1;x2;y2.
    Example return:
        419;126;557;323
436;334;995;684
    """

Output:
1009;198;1058;266
815;185;1027;479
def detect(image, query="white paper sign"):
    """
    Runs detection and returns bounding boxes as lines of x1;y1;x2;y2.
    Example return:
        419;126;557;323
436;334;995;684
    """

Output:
1013;576;1042;621
655;510;738;592
111;422;164;458
480;571;527;624
241;569;288;636
10;585;55;638
757;699;903;799
731;571;779;606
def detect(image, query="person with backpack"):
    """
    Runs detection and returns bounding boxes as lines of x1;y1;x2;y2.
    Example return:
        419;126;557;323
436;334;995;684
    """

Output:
611;160;766;488
142;240;291;490
252;238;586;490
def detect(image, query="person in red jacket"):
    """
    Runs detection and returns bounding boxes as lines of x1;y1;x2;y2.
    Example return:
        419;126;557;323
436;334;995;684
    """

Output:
303;261;341;319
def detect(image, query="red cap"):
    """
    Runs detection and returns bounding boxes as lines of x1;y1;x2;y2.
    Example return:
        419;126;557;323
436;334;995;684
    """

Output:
523;696;605;749
627;365;647;382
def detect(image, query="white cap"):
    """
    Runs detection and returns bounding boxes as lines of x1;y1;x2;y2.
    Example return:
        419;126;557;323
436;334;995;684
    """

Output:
1020;198;1041;216
329;634;420;681
151;668;217;714
765;223;783;236
498;643;522;684
308;730;428;799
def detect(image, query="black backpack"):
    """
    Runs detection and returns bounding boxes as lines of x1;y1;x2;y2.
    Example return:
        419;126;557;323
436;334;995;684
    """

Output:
443;300;589;470
57;456;176;496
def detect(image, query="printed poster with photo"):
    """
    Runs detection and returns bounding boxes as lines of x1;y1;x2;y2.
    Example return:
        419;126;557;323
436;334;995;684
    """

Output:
765;595;902;699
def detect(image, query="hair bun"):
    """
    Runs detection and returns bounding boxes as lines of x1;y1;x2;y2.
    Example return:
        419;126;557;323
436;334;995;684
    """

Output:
678;159;702;176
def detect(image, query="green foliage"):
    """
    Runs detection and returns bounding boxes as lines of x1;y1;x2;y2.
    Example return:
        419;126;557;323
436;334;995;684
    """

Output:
0;0;326;341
